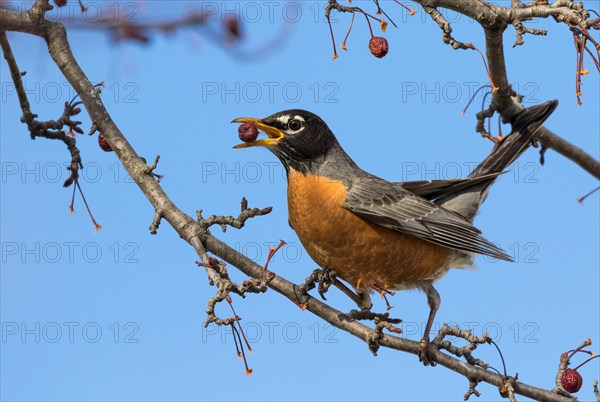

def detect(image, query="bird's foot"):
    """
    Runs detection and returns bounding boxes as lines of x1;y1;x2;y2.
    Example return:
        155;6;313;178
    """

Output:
301;267;338;301
418;337;437;367
293;267;338;309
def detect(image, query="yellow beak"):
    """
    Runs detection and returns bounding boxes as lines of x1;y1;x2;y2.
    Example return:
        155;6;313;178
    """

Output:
231;117;285;148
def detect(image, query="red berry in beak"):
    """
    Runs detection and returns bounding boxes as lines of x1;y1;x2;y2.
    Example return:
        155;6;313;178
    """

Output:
238;122;259;143
98;133;113;152
369;36;389;58
561;368;583;393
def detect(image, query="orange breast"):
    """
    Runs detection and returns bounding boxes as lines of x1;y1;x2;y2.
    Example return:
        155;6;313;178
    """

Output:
287;169;451;291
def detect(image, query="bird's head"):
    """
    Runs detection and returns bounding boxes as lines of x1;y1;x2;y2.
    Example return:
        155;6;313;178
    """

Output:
232;109;340;171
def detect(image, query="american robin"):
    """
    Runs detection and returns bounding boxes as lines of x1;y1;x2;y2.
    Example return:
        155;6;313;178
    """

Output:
232;100;558;364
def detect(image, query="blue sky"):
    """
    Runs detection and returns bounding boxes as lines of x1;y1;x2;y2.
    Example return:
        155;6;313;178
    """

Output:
1;1;599;401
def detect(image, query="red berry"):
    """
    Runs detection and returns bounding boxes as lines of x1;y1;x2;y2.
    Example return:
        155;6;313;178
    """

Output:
54;0;67;6
369;36;389;58
98;133;113;152
561;368;583;393
238;122;259;143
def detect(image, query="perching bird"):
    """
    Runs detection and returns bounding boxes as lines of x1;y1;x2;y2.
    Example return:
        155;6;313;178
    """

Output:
232;100;557;364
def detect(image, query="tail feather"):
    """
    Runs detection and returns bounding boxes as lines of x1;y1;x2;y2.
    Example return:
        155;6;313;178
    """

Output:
438;100;558;221
469;100;558;178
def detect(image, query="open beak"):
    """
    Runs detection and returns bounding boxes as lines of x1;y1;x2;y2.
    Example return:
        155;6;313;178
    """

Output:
231;117;285;148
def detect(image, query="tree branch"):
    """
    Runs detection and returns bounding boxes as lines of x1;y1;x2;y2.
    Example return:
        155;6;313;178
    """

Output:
203;237;572;402
0;1;596;401
411;0;600;178
325;0;600;178
479;24;600;178
0;29;82;187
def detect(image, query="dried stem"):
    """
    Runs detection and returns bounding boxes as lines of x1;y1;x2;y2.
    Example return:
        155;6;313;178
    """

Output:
553;338;593;396
0;1;594;400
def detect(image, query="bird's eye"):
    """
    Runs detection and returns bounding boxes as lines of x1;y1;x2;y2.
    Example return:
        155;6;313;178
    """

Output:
288;119;303;131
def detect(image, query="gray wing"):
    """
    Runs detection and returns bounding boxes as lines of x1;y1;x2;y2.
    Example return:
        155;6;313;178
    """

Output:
345;177;512;261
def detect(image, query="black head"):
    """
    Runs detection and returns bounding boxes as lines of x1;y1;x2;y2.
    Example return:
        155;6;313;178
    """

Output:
233;109;341;172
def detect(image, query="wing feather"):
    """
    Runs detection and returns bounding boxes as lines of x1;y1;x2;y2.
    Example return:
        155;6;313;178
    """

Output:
345;177;512;261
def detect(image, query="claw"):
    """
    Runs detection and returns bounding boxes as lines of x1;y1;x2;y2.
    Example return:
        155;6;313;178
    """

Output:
418;338;437;366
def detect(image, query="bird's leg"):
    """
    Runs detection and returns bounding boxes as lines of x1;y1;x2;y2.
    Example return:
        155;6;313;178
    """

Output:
419;282;440;366
332;280;373;309
355;288;373;310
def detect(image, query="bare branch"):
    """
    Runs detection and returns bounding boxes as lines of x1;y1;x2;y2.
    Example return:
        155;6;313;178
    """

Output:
205;236;572;402
0;1;596;400
321;0;600;178
18;2;292;61
197;197;272;233
199;255;271;328
480;26;600;179
149;209;164;235
464;377;482;401
511;0;548;47
476;102;501;142
434;324;492;368
424;5;471;50
0;30;82;186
